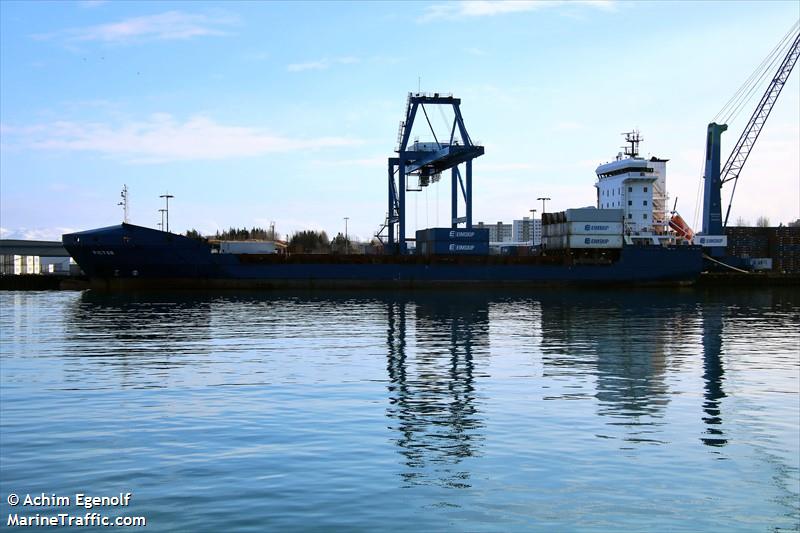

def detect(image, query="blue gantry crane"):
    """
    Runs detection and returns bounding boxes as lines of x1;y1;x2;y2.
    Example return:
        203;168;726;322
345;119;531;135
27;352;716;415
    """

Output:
381;92;485;254
701;23;799;256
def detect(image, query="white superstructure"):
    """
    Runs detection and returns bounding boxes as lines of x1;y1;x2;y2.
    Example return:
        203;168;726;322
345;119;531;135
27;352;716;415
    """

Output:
594;131;670;243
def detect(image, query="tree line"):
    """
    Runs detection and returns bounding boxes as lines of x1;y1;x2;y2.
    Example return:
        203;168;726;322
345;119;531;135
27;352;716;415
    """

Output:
185;227;277;241
184;227;376;254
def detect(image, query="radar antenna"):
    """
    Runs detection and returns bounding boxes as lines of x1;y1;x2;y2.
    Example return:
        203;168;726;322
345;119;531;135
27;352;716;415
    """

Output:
621;130;643;158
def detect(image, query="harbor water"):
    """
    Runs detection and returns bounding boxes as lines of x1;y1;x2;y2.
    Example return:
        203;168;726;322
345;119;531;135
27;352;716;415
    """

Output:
1;288;798;531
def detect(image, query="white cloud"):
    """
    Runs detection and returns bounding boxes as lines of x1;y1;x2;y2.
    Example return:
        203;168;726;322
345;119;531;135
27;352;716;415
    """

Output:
3;114;362;163
33;10;236;44
287;61;328;72
420;0;615;22
287;56;360;72
0;227;78;241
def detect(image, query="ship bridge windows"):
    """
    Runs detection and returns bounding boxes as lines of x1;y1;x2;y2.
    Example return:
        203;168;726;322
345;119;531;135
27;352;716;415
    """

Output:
596;166;653;178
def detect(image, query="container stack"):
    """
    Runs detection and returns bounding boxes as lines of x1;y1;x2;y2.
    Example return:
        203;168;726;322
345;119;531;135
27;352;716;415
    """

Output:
541;209;624;250
725;227;770;258
415;227;490;256
725;226;800;272
772;226;800;273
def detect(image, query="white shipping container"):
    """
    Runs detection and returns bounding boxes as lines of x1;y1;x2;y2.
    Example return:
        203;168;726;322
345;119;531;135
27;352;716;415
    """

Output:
542;235;559;248
219;241;277;254
544;235;623;249
545;222;623;237
567;235;623;249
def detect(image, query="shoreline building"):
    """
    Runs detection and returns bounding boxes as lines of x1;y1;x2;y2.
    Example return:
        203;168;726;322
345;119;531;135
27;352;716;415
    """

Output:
512;217;542;246
477;216;542;246
477;221;513;244
0;240;76;275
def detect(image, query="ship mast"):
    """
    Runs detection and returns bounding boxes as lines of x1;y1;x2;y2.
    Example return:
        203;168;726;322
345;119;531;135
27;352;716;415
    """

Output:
118;184;130;224
622;130;642;158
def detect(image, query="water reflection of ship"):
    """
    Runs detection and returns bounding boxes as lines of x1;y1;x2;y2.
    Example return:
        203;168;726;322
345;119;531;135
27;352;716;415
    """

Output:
385;294;489;487
537;290;733;448
63;291;215;388
539;292;675;419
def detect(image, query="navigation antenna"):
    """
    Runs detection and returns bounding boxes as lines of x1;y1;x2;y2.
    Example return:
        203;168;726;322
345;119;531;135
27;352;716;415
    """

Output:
118;184;130;224
622;130;643;158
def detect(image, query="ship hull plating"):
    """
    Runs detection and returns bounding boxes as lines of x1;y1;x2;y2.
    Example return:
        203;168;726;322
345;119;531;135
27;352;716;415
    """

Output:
63;224;703;289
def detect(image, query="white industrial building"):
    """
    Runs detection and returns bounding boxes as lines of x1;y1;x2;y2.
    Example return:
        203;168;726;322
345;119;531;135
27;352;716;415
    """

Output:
477;221;513;243
476;217;542;246
512;217;542;246
0;240;77;275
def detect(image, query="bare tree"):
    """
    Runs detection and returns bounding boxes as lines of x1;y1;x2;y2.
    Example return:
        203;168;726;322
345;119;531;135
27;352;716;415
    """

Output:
734;216;749;227
756;216;770;228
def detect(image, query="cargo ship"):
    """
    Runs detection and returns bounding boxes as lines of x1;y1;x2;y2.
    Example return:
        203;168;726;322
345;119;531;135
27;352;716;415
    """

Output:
62;223;702;289
62;94;704;289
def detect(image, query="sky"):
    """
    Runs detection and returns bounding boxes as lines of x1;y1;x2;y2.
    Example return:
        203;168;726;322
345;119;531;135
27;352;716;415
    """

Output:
1;0;798;242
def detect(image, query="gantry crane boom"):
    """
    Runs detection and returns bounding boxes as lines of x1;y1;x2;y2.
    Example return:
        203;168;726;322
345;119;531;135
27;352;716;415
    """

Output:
701;23;800;243
721;30;800;227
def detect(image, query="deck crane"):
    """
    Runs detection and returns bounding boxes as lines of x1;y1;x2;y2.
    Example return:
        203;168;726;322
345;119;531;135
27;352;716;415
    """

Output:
701;23;800;255
379;92;484;254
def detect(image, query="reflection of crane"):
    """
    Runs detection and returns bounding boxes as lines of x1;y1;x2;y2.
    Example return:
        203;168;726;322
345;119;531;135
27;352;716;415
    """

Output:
701;23;800;252
379;92;484;254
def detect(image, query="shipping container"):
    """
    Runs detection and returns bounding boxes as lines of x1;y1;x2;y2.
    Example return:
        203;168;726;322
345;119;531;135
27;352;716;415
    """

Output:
416;227;489;243
544;222;623;237
543;235;623;249
565;208;624;223
219;241;277;254
418;241;490;255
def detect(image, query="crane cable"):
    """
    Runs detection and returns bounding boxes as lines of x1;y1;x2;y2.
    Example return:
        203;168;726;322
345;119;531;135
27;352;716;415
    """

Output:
692;155;705;230
713;21;799;124
695;21;799;229
723;31;795;124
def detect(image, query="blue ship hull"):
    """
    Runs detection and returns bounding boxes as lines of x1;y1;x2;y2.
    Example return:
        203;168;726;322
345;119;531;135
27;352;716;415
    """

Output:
63;224;704;289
